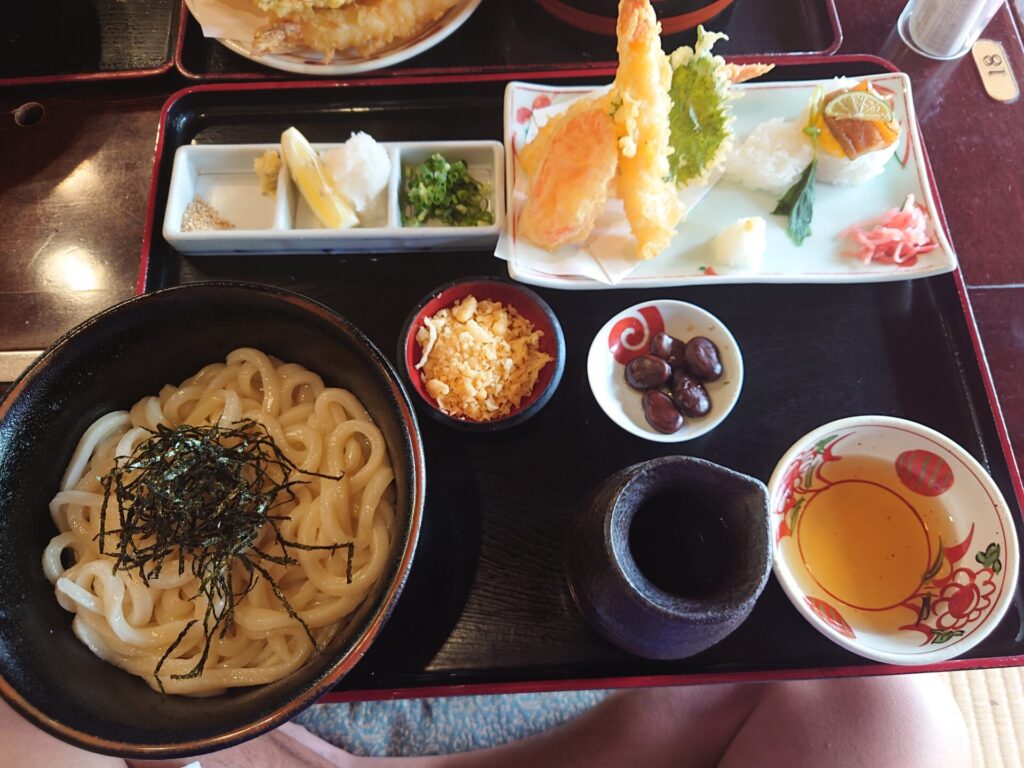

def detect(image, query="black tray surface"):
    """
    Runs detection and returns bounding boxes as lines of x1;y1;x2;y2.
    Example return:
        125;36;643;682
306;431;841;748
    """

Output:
176;0;840;80
142;61;1024;694
0;0;178;83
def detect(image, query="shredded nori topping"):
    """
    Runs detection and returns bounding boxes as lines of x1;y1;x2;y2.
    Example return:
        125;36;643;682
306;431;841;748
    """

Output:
97;419;351;692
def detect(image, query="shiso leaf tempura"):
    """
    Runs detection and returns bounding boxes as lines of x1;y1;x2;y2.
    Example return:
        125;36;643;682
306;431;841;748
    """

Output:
666;27;735;187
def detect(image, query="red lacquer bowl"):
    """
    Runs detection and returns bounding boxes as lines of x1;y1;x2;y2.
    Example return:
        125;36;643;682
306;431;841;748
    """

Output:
398;276;565;432
534;0;736;36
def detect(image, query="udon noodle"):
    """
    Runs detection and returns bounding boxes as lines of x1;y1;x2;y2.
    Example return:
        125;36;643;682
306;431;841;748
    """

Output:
42;348;395;696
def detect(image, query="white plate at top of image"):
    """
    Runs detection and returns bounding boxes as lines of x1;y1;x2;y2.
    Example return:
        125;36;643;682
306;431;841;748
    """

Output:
587;300;743;443
500;73;958;290
185;0;481;76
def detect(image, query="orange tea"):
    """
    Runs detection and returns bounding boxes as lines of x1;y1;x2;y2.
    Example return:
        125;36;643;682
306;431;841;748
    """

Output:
796;455;958;620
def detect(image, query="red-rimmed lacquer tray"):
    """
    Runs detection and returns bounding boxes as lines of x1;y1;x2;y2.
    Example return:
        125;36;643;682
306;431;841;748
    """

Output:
138;56;1024;702
0;0;179;87
174;0;842;81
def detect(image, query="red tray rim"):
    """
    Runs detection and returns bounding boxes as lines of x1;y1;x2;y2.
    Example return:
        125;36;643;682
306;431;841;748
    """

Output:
172;0;844;81
0;1;178;88
137;54;1024;700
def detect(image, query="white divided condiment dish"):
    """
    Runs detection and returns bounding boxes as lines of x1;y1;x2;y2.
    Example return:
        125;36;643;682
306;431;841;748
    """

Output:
163;140;504;254
587;300;743;443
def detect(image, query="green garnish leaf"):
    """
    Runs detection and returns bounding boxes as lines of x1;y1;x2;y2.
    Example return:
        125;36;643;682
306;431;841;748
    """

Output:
97;420;351;692
773;158;817;245
401;152;494;227
773;85;824;246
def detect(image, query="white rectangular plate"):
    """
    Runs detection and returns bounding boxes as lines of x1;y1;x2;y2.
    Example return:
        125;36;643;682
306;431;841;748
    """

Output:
500;74;957;290
164;140;504;255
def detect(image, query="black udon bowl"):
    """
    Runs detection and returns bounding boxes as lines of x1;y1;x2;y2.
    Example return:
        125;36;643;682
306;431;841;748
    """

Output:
0;282;425;758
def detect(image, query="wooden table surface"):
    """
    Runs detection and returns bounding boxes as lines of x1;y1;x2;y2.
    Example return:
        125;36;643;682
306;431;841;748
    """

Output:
0;0;1022;679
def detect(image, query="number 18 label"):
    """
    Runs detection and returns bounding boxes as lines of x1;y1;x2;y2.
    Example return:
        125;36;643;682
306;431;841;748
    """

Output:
972;39;1019;103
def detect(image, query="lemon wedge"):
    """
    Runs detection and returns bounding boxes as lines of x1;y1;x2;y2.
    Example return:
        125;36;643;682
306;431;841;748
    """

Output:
281;127;358;229
823;91;893;123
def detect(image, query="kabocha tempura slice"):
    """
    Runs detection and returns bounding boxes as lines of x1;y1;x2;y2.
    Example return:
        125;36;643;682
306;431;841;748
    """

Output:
612;0;681;261
518;93;612;178
518;106;619;251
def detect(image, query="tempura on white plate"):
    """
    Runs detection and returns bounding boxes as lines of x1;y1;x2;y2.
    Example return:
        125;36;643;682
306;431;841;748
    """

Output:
515;0;772;262
251;0;463;61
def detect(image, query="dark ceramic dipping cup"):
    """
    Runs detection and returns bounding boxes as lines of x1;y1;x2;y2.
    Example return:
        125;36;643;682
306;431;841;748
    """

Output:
566;456;771;659
398;276;565;433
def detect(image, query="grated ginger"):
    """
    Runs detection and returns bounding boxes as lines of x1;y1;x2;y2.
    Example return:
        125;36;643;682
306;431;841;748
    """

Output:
254;149;282;196
415;295;553;422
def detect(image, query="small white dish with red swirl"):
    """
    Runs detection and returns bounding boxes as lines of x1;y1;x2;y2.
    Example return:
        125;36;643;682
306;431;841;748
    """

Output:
586;300;743;443
768;416;1019;664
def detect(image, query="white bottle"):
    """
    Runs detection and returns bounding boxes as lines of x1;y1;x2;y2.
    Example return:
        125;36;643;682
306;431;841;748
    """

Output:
899;0;1004;59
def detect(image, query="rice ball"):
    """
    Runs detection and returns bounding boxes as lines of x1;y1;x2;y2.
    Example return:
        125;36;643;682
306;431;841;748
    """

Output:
322;132;391;213
724;118;813;197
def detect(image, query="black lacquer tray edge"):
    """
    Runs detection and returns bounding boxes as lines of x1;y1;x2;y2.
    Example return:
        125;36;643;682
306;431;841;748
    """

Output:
172;0;843;82
0;1;179;88
137;56;1024;701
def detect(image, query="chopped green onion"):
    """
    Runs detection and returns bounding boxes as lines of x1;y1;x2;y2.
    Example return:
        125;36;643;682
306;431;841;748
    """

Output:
401;153;494;227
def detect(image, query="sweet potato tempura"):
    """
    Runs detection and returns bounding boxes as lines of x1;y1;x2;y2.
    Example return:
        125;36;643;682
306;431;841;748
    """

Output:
611;0;681;261
519;106;619;251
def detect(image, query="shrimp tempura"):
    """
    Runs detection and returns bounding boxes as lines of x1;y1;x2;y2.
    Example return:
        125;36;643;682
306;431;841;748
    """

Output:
612;0;682;261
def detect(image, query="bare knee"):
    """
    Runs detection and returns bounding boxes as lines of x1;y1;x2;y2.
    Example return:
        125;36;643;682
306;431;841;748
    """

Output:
753;674;970;768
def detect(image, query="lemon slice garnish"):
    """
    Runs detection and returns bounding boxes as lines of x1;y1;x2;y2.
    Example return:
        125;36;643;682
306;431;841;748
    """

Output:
823;91;893;123
281;127;358;229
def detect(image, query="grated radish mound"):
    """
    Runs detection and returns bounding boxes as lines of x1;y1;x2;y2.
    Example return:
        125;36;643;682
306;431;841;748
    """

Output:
322;132;391;213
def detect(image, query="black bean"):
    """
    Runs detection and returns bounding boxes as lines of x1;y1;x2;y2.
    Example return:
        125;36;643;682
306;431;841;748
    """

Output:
649;331;688;369
625;354;672;391
643;390;684;434
685;337;723;381
671;371;711;417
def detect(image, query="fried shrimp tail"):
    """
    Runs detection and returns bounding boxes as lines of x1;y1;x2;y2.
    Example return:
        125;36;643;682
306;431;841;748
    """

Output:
612;0;682;261
723;62;775;84
518;107;619;252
